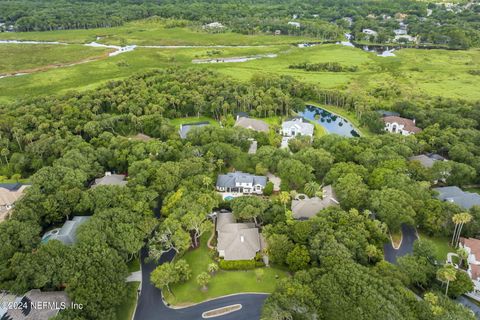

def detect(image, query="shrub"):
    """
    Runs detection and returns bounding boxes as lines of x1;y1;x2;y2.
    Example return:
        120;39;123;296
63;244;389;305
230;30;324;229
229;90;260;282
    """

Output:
219;259;265;270
263;181;274;196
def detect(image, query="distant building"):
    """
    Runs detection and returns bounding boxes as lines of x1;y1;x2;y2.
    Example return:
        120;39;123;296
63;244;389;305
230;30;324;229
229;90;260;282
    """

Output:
288;21;301;28
42;216;91;245
0;289;70;320
216;171;267;194
234;116;269;133
408;153;446;168
292;185;339;219
91;172;127;188
362;29;378;36
216;210;261;260
274;30;282;35
203;22;225;29
383;116;422;135
434;186;480;210
0;183;29;222
179;121;210;139
281;117;314;138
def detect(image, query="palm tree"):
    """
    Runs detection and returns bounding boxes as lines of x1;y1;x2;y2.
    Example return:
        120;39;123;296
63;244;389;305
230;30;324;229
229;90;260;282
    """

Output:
278;192;291;211
304;181;320;198
437;265;457;296
457;247;468;269
1;148;9;165
451;212;472;247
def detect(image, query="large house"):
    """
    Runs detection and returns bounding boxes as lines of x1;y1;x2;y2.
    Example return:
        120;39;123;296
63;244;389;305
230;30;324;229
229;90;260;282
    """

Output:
179;122;210;139
434;186;480;210
281;117;314;138
383;116;422;135
234;116;269;133
42;216;91;245
91;172;127;188
216;210;261;261
292;185;339;219
458;238;480;297
216;172;267;194
0;183;29;222
0;289;70;320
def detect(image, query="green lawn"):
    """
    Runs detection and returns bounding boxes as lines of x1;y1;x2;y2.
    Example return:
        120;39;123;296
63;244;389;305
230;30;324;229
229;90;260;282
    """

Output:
127;258;141;273
0;44;109;74
464;187;480;195
164;231;288;306
115;281;140;320
419;232;453;263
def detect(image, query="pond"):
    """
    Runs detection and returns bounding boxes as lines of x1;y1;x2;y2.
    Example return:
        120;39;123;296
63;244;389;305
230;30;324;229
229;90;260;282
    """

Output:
298;105;360;137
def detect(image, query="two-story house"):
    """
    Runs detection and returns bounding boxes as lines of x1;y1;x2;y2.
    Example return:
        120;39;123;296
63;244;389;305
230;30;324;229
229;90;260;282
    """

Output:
383;116;422;135
216;172;267;194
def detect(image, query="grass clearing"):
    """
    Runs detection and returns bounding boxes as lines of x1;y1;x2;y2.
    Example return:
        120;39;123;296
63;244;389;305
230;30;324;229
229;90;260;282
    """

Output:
164;231;288;306
464;187;480;195
127;258;141;273
0;44;110;74
0;19;318;46
115;281;140;320
419;232;453;263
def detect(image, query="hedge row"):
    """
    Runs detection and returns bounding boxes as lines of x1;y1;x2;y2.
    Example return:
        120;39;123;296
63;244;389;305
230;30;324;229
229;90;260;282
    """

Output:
219;259;265;270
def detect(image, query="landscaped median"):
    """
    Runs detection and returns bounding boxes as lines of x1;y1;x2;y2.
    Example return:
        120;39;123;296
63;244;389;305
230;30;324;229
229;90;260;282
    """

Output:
163;231;288;306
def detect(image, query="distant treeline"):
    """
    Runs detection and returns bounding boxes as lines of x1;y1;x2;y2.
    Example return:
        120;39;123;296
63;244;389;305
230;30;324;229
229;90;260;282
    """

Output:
289;62;358;72
1;0;479;48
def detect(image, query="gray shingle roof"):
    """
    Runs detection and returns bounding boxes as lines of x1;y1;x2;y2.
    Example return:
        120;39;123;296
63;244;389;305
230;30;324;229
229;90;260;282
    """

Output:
216;172;267;188
92;173;127;188
434;186;480;210
179;122;210;139
292;185;338;219
409;154;446;168
42;216;91;245
216;211;261;261
2;289;70;320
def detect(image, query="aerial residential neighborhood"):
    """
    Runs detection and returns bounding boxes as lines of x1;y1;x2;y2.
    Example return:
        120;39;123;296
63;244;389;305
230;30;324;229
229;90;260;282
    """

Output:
1;0;480;319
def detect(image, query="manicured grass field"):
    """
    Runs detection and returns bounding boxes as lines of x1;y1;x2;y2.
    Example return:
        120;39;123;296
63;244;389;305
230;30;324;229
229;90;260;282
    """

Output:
419;232;453;263
164;231;288;306
0;19;318;46
0;44;110;74
116;281;140;320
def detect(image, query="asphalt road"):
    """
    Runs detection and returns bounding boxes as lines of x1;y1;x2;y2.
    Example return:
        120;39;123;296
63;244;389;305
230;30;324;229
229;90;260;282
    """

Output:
384;224;418;264
133;248;268;320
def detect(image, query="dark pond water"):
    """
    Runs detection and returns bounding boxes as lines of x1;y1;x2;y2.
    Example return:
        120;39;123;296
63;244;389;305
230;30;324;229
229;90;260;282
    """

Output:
298;105;360;137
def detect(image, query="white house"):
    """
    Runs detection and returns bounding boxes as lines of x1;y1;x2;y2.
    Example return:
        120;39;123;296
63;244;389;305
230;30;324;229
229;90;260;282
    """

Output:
216;172;267;194
203;22;225;29
362;29;378;36
281;118;314;138
458;238;480;297
288;21;301;28
383;116;422;135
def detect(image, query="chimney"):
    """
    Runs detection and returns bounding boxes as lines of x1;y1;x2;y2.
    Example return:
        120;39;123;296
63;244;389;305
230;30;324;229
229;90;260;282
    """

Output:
413;118;416;124
240;235;245;243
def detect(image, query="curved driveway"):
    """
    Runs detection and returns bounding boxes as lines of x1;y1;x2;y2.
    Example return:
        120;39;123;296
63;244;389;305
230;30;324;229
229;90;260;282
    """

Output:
384;224;418;264
133;249;267;320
